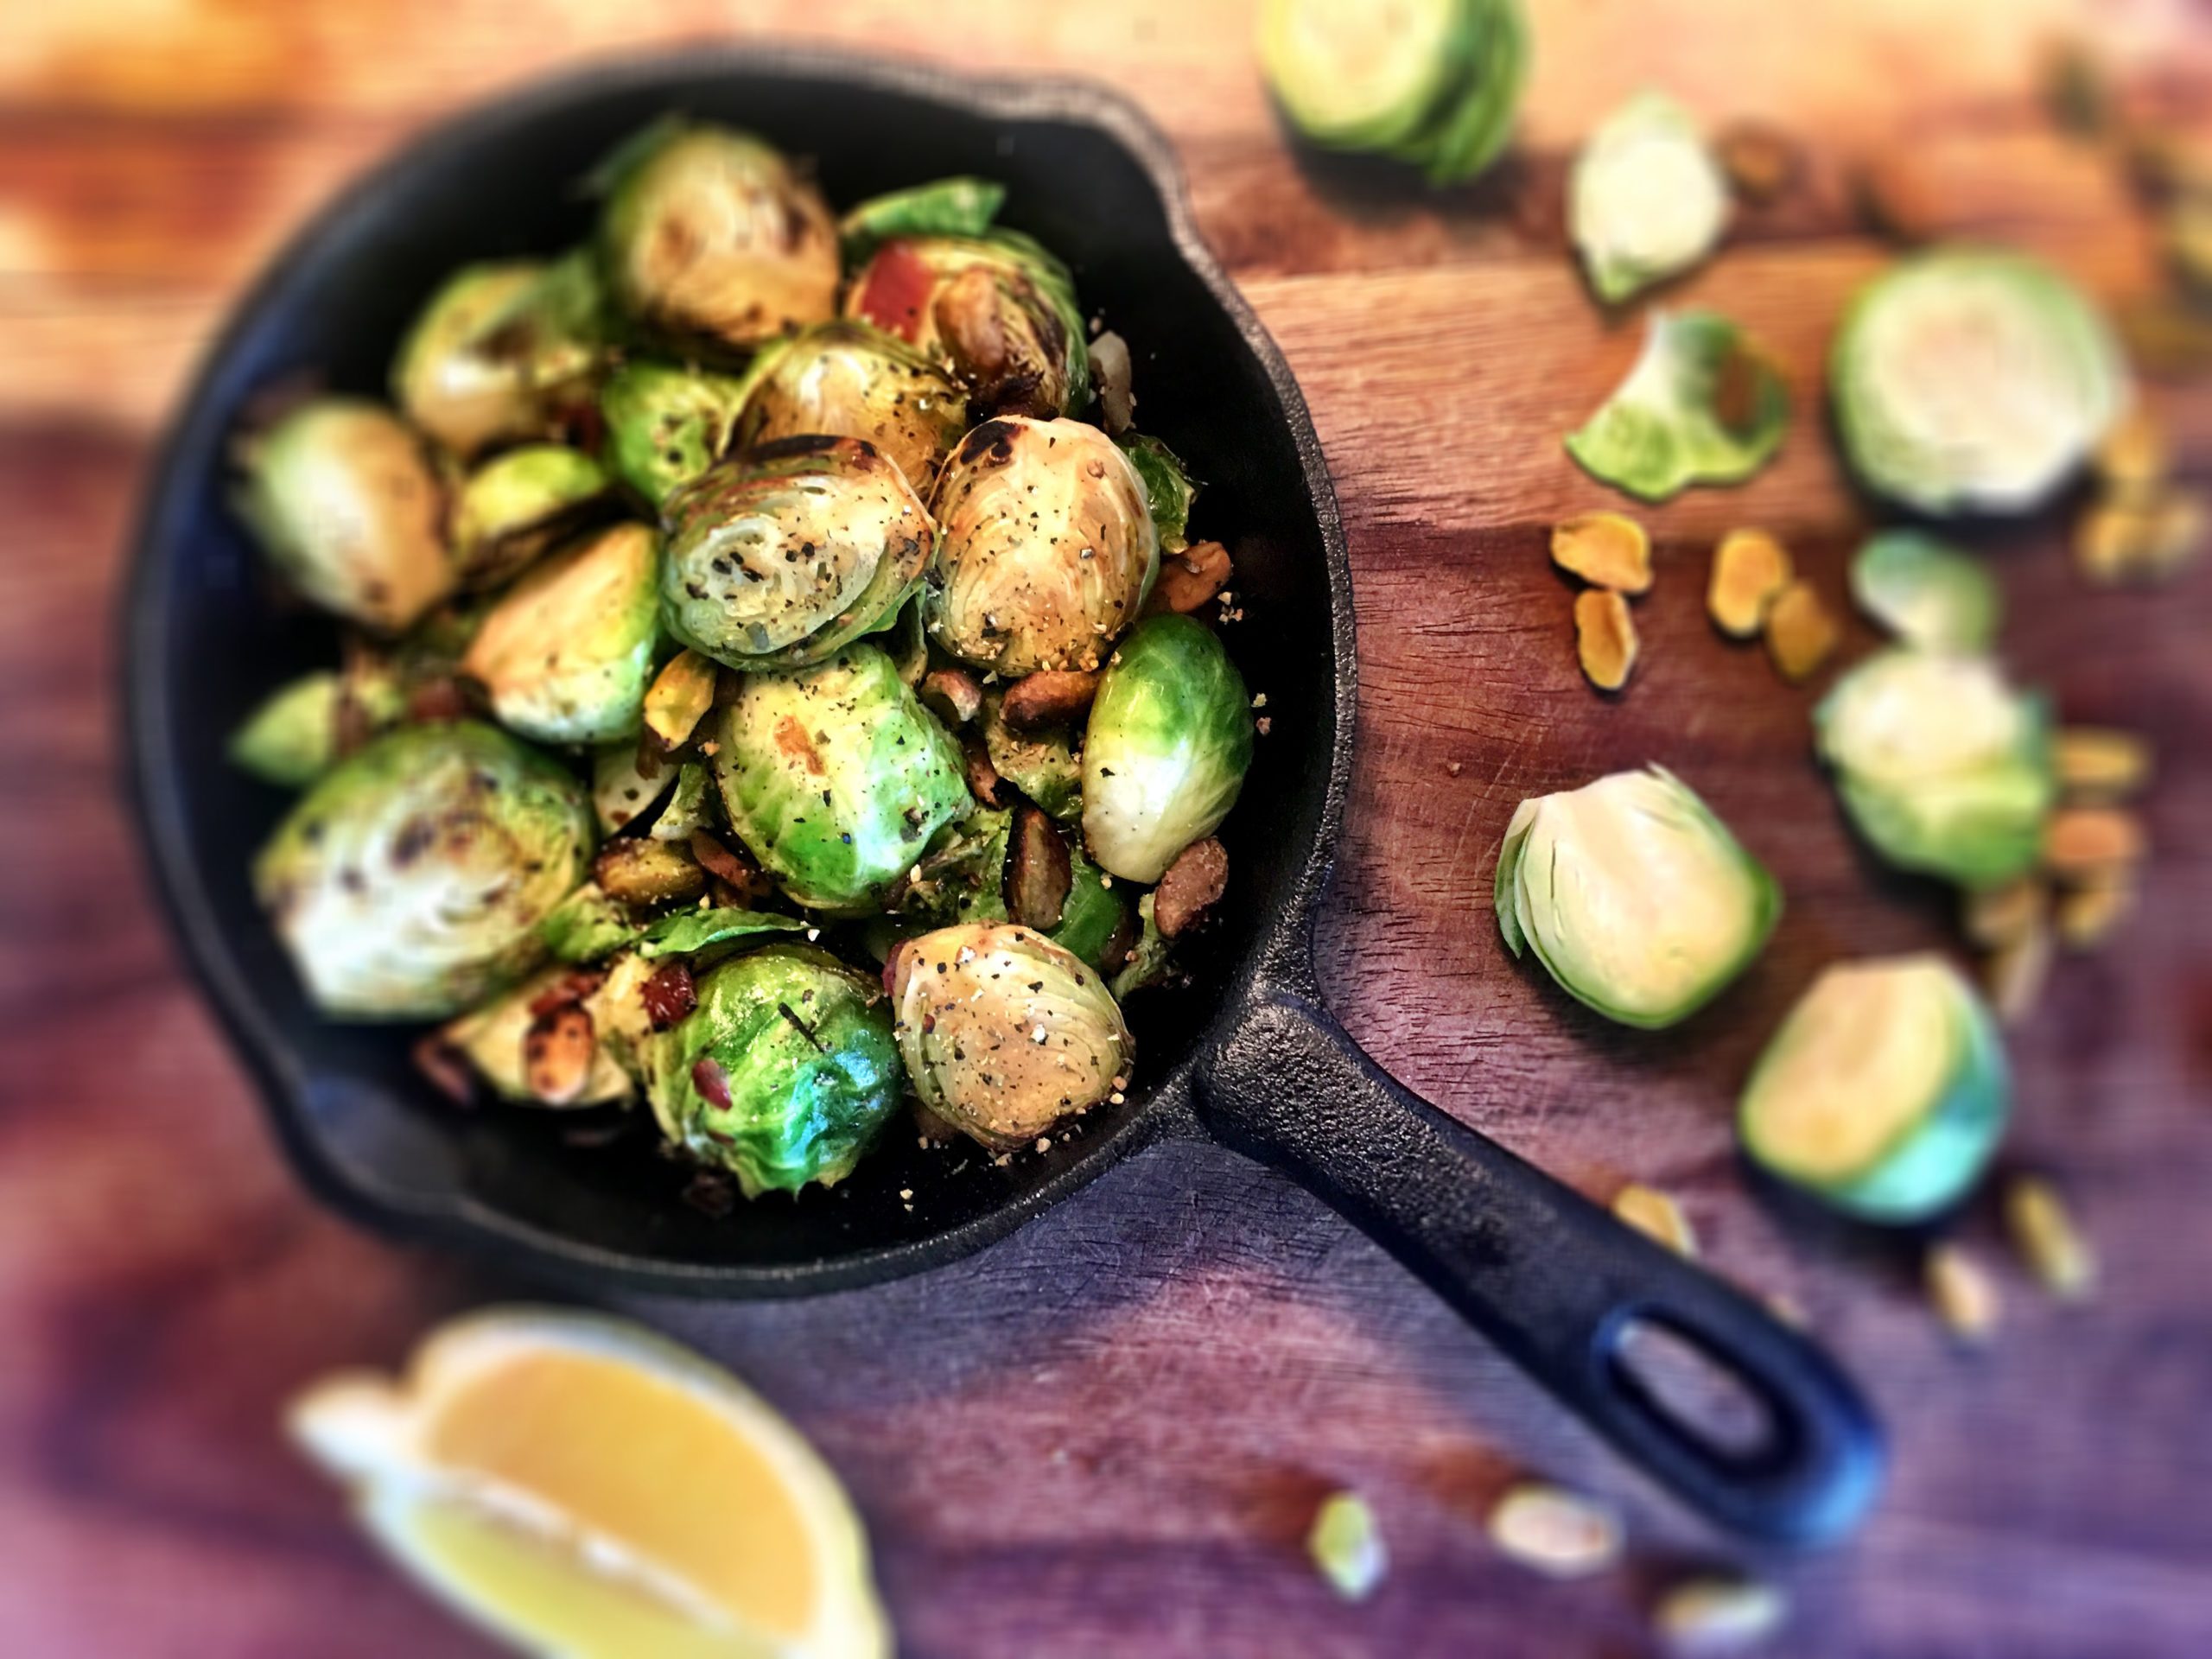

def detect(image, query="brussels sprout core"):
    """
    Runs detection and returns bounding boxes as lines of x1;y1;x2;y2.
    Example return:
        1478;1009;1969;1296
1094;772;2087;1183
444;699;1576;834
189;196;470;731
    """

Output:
251;722;594;1019
891;923;1133;1150
734;321;968;492
1494;766;1780;1029
462;522;662;746
927;417;1159;676
664;435;933;673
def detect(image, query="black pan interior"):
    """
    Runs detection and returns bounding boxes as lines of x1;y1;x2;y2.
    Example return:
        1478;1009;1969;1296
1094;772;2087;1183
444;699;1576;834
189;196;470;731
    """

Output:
129;53;1346;1290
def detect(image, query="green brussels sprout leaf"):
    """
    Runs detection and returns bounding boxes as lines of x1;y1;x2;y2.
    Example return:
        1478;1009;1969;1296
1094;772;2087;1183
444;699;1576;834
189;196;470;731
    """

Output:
1849;531;2003;653
229;671;342;790
637;906;808;960
599;359;753;510
1566;310;1789;503
1116;432;1199;554
983;691;1083;822
839;176;1007;265
649;761;713;844
538;882;643;964
1109;891;1173;1001
1571;92;1731;304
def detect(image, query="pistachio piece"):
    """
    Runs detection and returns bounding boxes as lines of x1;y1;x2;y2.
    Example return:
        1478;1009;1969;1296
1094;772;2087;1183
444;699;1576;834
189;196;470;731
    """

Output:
641;649;720;750
2055;727;2153;802
1611;1183;1698;1257
1306;1491;1387;1602
1707;529;1792;639
2056;874;2135;950
1486;1483;1623;1579
2044;806;2146;877
2094;408;2171;502
1961;877;2049;951
1763;580;1837;682
1715;124;1801;206
1574;589;1639;691
2076;490;2208;584
1984;918;2053;1027
2005;1175;2096;1300
1924;1243;2001;1344
1655;1575;1789;1655
1552;512;1654;594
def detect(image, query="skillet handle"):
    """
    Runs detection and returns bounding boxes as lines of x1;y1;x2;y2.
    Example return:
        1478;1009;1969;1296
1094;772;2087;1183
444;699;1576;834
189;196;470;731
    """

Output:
1194;988;1885;1547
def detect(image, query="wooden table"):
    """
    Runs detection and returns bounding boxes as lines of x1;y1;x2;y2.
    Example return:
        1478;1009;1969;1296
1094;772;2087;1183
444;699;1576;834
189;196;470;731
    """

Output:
4;3;2210;1654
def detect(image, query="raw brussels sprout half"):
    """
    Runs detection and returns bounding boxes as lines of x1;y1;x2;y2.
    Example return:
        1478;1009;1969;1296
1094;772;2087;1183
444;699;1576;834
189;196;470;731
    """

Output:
890;922;1132;1151
252;722;594;1019
1566;310;1789;503
1493;766;1780;1030
391;255;604;458
839;176;1006;265
926;416;1159;675
461;523;663;746
640;944;902;1196
845;232;1090;417
228;671;344;790
709;643;971;913
1849;531;2002;653
1832;249;2126;514
451;444;612;591
1739;955;2009;1223
598;359;752;510
1571;92;1730;304
663;435;932;673
440;965;635;1107
234;397;454;633
1116;433;1198;554
734;321;968;493
1815;648;2054;887
1082;614;1253;883
596;121;839;349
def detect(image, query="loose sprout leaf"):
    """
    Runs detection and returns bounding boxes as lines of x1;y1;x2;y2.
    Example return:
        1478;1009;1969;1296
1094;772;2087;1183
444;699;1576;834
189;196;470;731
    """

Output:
983;692;1084;822
838;176;1006;265
1116;432;1199;554
229;671;341;789
1571;92;1732;303
1849;531;2002;652
538;883;643;964
637;907;808;960
649;762;712;844
1110;892;1173;1000
1831;248;2126;515
1565;310;1789;503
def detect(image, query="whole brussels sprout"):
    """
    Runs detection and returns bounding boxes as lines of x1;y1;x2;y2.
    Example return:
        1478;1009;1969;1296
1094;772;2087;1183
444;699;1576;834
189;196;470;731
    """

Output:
640;944;903;1196
845;233;1090;417
252;721;594;1019
889;922;1133;1151
926;417;1159;676
734;321;968;493
708;643;970;912
451;443;612;591
234;397;454;632
1832;249;2125;515
1082;614;1253;883
663;435;932;672
461;522;662;745
391;255;603;457
598;359;752;510
597;122;839;349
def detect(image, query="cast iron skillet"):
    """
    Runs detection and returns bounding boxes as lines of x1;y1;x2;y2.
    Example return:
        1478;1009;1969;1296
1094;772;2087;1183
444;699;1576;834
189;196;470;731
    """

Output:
126;49;1883;1546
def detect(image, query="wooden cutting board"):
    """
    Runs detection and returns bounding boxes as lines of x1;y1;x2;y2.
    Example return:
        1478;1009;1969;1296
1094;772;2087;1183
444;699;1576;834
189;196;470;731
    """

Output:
3;3;2209;1655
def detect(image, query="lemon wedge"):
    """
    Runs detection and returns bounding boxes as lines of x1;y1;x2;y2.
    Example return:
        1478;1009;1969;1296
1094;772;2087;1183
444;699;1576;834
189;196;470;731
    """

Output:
288;1308;889;1659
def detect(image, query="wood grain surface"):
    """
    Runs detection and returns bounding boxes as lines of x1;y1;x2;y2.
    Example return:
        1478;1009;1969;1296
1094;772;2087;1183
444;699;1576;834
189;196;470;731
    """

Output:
4;3;2212;1655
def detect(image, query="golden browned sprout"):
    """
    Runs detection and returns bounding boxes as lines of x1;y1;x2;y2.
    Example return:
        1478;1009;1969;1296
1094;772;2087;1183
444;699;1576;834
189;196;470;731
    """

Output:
1611;1183;1698;1257
2094;408;2171;501
2004;1175;2097;1300
2056;874;2136;950
593;836;706;907
1715;124;1802;206
1984;918;2053;1027
1573;589;1639;691
1763;580;1838;681
1962;876;2050;951
2044;805;2146;877
1552;512;1653;594
1707;529;1792;639
2055;727;2153;802
1924;1243;2001;1345
1655;1575;1789;1654
1485;1484;1623;1580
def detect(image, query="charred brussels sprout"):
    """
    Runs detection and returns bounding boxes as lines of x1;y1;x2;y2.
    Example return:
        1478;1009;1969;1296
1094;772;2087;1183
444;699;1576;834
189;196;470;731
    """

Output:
926;417;1158;675
890;923;1133;1151
251;722;594;1019
234;397;454;632
845;233;1089;417
451;444;612;591
596;122;839;349
662;435;932;672
734;321;968;493
708;643;969;912
461;523;662;745
391;255;603;457
641;944;902;1196
1832;249;2126;514
839;176;1007;264
598;359;751;510
1082;615;1253;883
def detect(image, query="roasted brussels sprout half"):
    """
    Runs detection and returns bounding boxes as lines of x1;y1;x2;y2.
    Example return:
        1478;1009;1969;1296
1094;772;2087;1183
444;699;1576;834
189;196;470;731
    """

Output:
1494;766;1780;1029
640;944;902;1196
440;966;634;1107
734;321;968;493
391;256;603;457
451;444;613;591
890;922;1133;1150
1815;648;2055;887
1739;955;2009;1223
228;671;345;790
845;233;1090;417
1832;250;2126;515
926;417;1158;675
1082;615;1253;883
661;435;931;673
839;176;1007;264
461;522;662;746
596;122;839;349
252;722;594;1019
598;359;752;510
1849;531;2002;653
234;397;454;632
1566;310;1789;502
1571;92;1731;304
709;642;970;912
